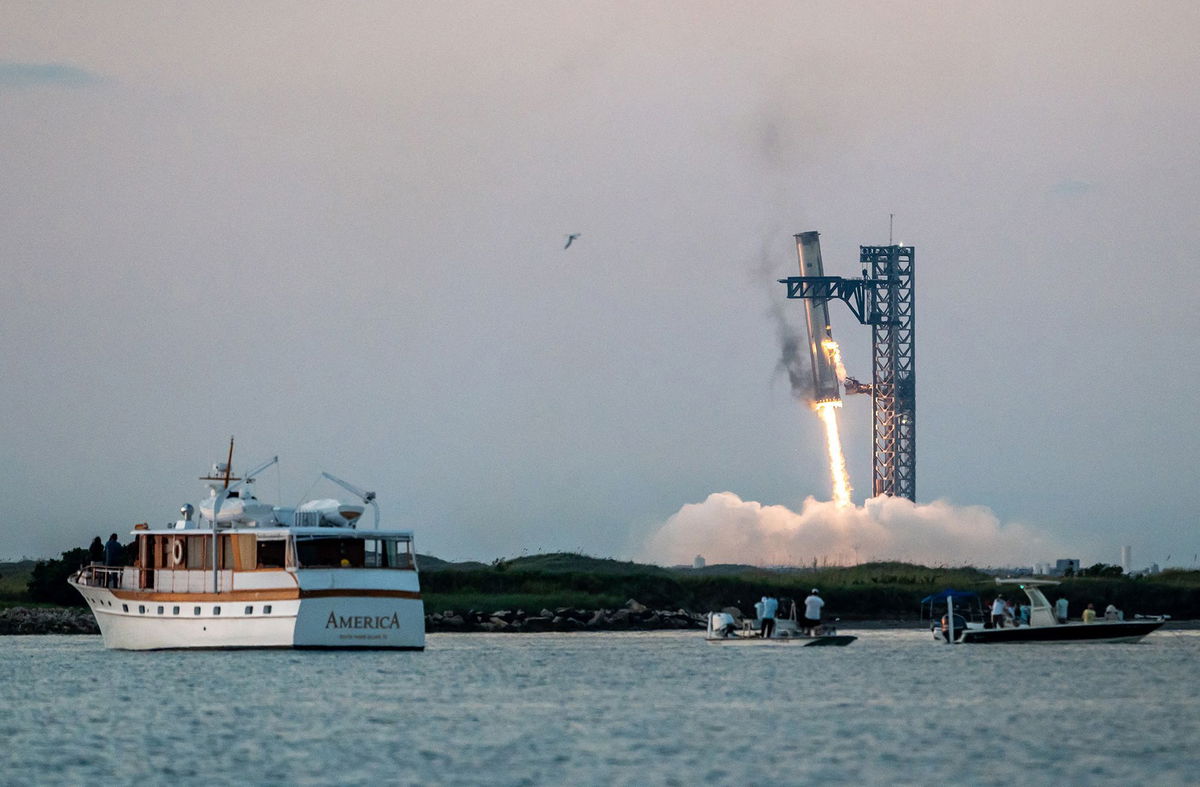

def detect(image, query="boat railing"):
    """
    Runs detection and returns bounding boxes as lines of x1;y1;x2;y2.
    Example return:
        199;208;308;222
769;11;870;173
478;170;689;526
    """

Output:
76;557;416;593
75;564;139;590
75;564;236;593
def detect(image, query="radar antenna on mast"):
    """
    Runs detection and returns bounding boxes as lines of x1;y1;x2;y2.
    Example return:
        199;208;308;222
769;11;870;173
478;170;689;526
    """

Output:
200;436;242;487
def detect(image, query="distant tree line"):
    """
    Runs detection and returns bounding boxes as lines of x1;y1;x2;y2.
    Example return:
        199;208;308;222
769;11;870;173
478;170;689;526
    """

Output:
422;559;1200;619
14;547;1200;619
1067;562;1125;578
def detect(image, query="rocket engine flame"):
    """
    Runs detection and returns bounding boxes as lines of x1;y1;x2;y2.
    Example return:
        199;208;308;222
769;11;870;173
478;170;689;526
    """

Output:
821;338;847;383
809;337;852;506
815;400;852;507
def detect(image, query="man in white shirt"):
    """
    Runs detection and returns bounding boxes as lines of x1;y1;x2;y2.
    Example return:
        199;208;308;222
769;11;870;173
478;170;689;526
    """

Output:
803;589;824;635
991;596;1006;628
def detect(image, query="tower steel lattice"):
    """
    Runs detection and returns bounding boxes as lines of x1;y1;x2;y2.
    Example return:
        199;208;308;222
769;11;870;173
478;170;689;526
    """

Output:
780;242;916;501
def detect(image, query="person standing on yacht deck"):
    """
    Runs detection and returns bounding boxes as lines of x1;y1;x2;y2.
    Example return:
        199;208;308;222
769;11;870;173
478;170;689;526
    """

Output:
990;595;1006;628
759;595;778;638
1055;596;1069;624
103;533;123;588
88;536;104;565
803;589;824;635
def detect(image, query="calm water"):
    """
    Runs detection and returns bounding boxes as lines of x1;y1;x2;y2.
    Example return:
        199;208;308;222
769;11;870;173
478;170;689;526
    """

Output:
2;628;1199;785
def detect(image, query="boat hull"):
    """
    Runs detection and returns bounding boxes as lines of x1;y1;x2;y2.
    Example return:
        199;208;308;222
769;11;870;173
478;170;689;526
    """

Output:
70;579;425;651
960;620;1164;644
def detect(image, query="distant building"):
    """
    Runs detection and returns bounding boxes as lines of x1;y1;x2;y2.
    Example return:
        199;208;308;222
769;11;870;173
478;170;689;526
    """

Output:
692;555;705;569
1051;558;1081;576
1121;546;1132;573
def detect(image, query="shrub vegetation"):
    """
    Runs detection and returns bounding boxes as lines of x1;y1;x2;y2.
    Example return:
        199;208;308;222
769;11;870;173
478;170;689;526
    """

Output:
8;549;1200;619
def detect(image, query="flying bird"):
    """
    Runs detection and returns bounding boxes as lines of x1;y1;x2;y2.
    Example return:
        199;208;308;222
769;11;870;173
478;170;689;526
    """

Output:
564;233;580;249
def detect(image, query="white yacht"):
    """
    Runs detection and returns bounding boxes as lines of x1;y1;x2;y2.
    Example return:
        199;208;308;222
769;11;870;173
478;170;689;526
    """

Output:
69;446;425;650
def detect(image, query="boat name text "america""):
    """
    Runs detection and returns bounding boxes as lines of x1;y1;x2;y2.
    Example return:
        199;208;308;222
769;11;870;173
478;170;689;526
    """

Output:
325;611;402;629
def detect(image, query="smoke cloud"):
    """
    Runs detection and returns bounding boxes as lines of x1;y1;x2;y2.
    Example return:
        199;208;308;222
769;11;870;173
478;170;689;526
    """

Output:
638;492;1067;568
770;302;812;402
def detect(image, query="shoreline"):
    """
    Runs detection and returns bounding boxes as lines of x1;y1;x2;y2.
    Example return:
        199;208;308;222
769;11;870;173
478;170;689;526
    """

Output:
0;606;99;635
4;605;1195;636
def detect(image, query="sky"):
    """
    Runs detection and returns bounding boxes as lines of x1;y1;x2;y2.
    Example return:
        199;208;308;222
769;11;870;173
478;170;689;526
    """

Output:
2;2;1198;569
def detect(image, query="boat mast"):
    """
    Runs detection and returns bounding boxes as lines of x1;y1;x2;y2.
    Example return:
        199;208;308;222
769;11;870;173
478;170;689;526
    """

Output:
209;451;279;593
212;437;234;593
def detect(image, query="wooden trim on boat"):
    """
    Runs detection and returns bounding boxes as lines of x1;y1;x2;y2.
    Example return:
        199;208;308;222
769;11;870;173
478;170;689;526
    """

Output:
111;589;301;602
108;588;422;602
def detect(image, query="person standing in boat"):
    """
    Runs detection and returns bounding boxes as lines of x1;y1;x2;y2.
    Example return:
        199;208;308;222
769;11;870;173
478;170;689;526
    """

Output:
759;595;778;638
990;595;1006;628
103;533;123;588
1055;596;1069;624
1082;603;1097;623
802;588;824;635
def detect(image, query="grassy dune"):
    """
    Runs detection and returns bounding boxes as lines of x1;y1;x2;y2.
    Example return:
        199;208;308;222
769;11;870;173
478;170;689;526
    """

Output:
0;561;38;609
5;555;1199;619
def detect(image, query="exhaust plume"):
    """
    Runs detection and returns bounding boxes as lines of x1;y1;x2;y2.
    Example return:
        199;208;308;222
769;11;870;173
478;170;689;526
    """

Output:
639;492;1066;568
769;302;812;401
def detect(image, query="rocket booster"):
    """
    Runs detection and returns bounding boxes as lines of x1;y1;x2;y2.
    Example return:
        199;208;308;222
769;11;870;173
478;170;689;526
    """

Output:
795;231;843;405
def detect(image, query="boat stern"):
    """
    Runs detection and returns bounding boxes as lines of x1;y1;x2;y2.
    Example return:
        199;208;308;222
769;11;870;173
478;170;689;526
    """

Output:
292;569;425;649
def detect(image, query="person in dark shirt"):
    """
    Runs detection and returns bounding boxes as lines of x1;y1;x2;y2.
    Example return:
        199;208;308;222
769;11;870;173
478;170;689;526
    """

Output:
88;536;104;564
103;533;123;587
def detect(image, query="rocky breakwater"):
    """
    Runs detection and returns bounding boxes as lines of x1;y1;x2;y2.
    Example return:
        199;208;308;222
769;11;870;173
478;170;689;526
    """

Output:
426;599;706;633
0;607;100;635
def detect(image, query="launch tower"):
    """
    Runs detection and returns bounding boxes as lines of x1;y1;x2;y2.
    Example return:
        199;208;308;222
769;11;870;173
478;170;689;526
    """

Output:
780;239;916;501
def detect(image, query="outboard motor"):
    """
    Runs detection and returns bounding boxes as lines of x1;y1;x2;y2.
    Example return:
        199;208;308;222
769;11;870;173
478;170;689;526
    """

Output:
940;613;968;642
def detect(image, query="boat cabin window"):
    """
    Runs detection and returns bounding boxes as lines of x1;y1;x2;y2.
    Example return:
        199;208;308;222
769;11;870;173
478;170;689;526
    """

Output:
385;539;415;570
293;536;414;569
185;536;206;570
165;535;240;570
295;536;366;568
256;539;286;569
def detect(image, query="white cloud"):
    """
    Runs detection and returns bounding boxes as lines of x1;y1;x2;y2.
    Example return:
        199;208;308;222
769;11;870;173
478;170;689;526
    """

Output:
639;492;1067;568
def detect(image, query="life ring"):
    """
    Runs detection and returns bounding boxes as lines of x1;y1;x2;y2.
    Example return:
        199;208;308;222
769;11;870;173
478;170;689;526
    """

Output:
171;540;184;566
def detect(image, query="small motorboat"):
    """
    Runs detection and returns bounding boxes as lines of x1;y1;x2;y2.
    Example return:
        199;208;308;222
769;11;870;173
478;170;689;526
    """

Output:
933;579;1166;645
704;608;856;646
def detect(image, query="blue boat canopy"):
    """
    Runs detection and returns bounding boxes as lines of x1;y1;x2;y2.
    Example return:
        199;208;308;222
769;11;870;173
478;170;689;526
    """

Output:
920;589;979;604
